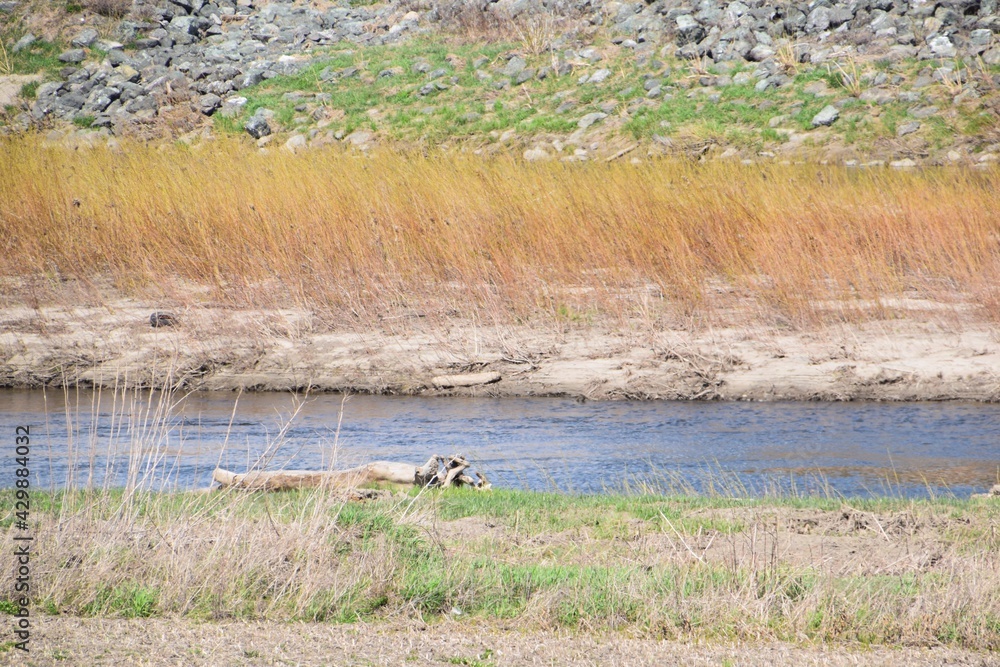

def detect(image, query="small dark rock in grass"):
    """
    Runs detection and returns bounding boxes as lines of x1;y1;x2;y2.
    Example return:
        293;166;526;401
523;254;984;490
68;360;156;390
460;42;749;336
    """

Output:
149;312;177;328
244;115;271;139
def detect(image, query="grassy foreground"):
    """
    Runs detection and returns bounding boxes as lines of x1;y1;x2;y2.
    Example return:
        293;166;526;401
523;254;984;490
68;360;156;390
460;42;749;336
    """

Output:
1;486;998;650
1;137;1000;326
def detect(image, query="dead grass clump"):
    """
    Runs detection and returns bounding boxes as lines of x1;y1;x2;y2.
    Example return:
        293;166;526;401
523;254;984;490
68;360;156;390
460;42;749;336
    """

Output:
0;137;999;327
84;0;131;19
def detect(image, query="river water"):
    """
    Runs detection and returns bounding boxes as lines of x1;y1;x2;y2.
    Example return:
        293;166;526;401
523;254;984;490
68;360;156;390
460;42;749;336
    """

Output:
0;388;997;498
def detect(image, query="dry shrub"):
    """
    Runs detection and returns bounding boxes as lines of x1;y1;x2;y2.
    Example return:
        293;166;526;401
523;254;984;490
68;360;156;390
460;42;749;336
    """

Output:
85;0;131;18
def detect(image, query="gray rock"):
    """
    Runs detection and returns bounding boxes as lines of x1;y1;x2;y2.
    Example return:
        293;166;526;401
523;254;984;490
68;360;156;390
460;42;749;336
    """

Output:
221;96;248;117
523;147;550;162
244;114;271;139
578;112;607;129
501;56;527;77
71;29;99;48
897;121;921;136
92;39;124;52
675;15;705;45
59;49;87;64
514;68;535;85
198;93;222;115
116;64;141;84
0;1;19;12
970;29;994;46
928;34;957;57
807;7;831;32
125;95;158;113
284;134;307;152
748;45;775;61
236;70;265;89
811;105;840;127
589;68;612;83
12;33;36;53
344;130;373;147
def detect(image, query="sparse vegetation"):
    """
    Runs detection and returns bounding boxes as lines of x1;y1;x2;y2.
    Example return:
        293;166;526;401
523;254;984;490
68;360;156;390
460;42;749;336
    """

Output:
1;484;996;647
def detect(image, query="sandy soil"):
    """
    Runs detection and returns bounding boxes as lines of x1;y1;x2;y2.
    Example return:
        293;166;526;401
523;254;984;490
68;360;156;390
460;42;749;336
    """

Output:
8;617;998;667
0;74;40;109
1;301;1000;401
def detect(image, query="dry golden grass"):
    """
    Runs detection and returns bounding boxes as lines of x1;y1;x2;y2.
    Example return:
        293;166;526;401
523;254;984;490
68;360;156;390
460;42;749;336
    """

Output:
2;136;1000;326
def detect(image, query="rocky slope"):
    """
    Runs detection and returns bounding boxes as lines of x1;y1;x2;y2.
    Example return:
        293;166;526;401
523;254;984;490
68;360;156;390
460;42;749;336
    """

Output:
1;0;999;161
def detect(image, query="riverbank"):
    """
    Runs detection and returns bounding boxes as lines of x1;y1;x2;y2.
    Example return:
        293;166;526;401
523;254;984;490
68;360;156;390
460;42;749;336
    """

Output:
2;299;1000;401
1;487;998;662
2;143;1000;401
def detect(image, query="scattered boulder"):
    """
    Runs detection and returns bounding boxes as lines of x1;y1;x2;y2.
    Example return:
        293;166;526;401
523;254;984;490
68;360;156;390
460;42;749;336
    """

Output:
244;114;271;139
71;29;99;48
523;147;550;162
811;105;840;127
58;49;86;64
11;33;35;53
197;93;222;116
284;134;307;152
578;112;608;129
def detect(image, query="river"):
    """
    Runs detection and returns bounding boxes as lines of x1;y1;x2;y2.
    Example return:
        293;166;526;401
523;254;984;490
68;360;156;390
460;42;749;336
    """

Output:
0;389;997;498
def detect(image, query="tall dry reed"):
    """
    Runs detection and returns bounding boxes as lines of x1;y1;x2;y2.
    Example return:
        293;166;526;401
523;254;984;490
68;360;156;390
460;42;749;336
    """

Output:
2;137;999;325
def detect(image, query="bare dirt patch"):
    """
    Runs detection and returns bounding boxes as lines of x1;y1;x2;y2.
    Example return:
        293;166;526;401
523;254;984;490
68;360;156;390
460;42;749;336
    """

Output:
17;617;1000;667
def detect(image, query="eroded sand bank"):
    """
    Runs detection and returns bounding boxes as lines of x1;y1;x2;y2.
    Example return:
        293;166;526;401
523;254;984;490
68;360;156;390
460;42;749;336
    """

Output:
2;302;999;401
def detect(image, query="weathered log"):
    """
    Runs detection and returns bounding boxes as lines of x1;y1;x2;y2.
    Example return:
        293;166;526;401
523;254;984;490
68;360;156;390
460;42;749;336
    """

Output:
431;372;501;388
972;483;1000;500
212;454;490;492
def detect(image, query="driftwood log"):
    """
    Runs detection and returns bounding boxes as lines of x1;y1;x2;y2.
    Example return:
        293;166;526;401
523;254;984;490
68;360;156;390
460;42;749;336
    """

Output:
212;454;491;492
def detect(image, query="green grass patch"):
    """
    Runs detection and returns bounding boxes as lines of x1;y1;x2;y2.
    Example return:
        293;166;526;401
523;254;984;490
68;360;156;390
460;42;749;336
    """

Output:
82;584;159;618
0;33;65;76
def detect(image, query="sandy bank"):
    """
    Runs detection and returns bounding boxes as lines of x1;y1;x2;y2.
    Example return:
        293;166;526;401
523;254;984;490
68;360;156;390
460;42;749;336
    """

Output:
2;301;999;402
